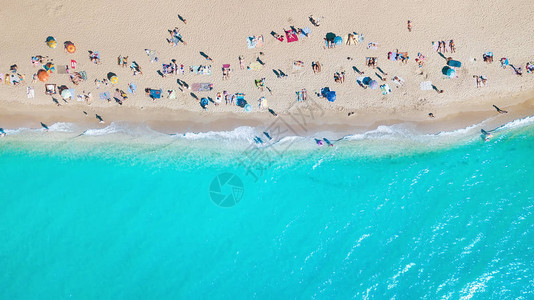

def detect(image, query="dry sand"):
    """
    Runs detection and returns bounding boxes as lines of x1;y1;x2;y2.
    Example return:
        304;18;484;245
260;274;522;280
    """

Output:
1;0;534;134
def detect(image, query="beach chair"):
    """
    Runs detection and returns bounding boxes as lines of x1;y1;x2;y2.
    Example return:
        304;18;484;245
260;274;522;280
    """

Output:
392;76;405;86
45;84;56;95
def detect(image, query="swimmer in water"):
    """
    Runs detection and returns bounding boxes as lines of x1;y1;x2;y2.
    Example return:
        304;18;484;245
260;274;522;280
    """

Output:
315;138;324;146
323;138;334;147
481;129;493;141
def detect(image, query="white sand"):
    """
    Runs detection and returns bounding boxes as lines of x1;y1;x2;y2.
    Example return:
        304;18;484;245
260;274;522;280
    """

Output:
0;0;533;131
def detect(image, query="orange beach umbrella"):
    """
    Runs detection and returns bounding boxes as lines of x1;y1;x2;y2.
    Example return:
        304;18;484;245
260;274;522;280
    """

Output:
65;41;76;53
37;69;49;82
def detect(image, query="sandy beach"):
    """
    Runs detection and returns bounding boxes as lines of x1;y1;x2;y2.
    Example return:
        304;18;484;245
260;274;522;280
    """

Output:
1;0;534;135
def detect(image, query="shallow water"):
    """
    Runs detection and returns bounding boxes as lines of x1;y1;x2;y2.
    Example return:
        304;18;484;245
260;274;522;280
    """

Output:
0;118;533;299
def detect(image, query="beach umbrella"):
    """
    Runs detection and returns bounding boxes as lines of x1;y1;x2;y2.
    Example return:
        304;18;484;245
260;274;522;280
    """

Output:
37;69;49;82
334;36;343;45
107;72;118;84
244;104;252;112
447;59;461;68
61;89;72;100
65;41;76;53
326;91;336;102
442;66;456;78
44;62;55;73
325;32;336;41
369;80;378;89
200;98;209;106
362;77;372;85
46;36;57;48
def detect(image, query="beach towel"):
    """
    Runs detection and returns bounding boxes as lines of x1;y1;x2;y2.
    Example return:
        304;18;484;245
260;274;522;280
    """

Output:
300;27;311;38
76;94;85;102
45;84;56;95
368;42;378;49
292;60;304;69
149;89;162;99
248;61;263;71
191;83;213;92
99;92;110;100
285;30;299;43
358;34;364;43
79;71;87;81
392;76;405;86
168;90;176;99
222;64;230;69
127;83;137;94
27;87;34;99
189;65;212;75
380;84;391;95
247;36;257;49
356;76;365;86
420;81;433;91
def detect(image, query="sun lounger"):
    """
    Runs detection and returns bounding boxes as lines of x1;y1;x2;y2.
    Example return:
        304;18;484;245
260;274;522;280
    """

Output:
192;83;213;92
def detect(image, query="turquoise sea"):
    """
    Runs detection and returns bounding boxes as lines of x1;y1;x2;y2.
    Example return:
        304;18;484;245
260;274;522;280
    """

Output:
0;117;533;299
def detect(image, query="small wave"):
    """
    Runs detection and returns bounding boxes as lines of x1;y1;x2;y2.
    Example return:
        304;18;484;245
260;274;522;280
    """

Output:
497;115;534;130
47;122;76;132
180;126;257;141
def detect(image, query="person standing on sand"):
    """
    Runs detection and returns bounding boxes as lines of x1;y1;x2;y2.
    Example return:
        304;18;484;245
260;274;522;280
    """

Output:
239;56;245;70
407;20;412;32
493;105;508;114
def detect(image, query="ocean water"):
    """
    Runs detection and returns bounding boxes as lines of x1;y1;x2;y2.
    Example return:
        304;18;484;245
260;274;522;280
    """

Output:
0;117;533;299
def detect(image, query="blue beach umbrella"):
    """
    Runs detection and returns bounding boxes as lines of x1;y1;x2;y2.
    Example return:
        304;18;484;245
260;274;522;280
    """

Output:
200;98;209;106
326;91;336;102
442;66;456;78
334;36;343;45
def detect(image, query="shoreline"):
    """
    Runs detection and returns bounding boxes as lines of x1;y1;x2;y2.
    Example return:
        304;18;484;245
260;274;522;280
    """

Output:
1;89;534;139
